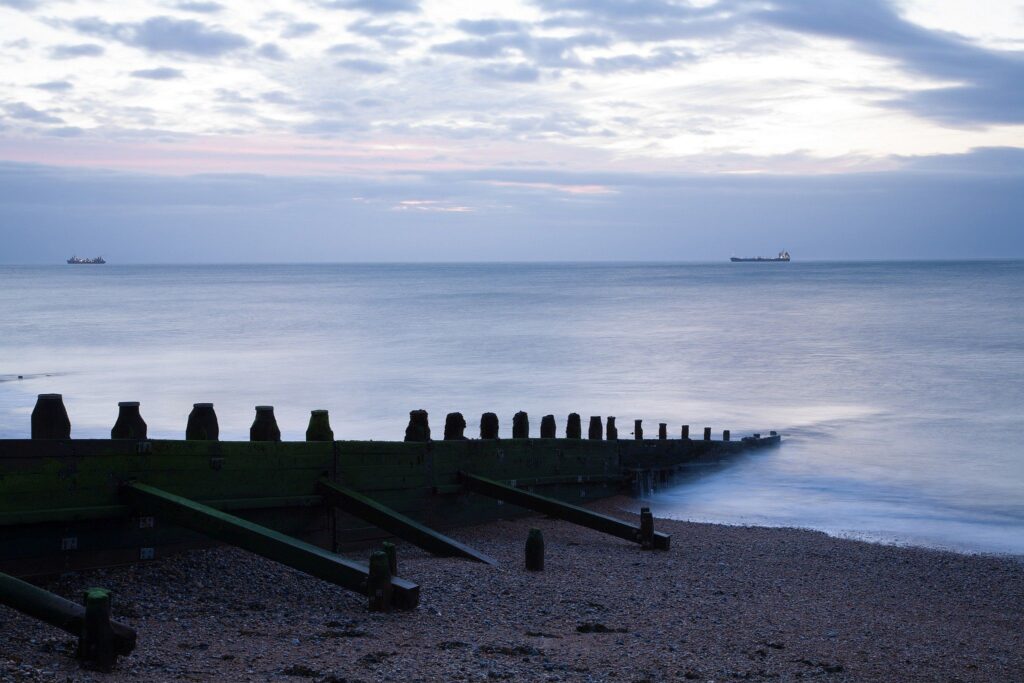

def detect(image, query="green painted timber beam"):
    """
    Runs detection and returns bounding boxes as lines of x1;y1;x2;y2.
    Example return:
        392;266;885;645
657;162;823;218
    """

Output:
0;572;136;661
317;478;497;566
458;471;671;551
119;482;419;610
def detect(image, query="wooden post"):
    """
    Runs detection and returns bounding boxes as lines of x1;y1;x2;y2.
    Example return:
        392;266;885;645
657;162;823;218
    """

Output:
703;427;711;441
681;424;689;440
540;415;556;438
306;410;334;441
525;528;544;571
480;412;499;439
111;401;147;440
250;406;281;442
566;413;582;439
512;411;529;439
723;429;731;442
588;416;602;440
367;551;392;612
634;419;643;440
31;394;70;439
658;423;667;440
639;508;654;550
382;541;398;576
0;572;135;666
444;412;467;440
404;409;430;442
79;588;115;671
606;416;617;440
186;403;219;441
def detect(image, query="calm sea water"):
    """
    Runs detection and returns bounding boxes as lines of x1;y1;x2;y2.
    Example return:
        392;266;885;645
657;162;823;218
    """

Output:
1;262;1022;555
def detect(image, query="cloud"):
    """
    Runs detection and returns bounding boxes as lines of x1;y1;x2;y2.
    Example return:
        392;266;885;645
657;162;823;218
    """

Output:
317;0;420;13
1;150;1022;263
4;102;63;124
432;30;609;69
256;42;288;60
32;80;74;92
261;90;297;105
347;18;419;48
474;63;541;83
591;48;694;72
70;16;250;57
130;66;185;80
456;19;527;36
532;0;1024;125
753;0;1024;125
899;146;1024;175
335;57;390;74
173;1;223;13
282;22;319;39
326;43;361;54
0;0;38;9
50;43;105;59
47;126;84;137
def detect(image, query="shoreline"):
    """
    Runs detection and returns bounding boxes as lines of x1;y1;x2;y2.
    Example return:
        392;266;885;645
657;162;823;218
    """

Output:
2;496;1022;682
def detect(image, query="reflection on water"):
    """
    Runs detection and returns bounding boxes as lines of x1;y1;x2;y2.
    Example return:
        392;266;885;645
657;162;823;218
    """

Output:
1;262;1022;554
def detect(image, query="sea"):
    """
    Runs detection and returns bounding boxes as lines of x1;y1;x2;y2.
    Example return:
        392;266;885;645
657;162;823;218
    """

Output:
1;262;1022;555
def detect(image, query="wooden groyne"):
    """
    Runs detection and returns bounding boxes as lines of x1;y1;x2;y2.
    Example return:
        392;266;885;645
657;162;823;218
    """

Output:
1;394;780;668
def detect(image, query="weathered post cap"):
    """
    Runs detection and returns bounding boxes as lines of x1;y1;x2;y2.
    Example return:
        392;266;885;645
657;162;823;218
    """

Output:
112;401;147;440
404;409;431;442
306;409;334;441
186;403;219;441
480;412;500;439
540;414;556;438
566;413;582;439
32;393;71;440
444;412;467;440
250;405;281;442
512;411;530;439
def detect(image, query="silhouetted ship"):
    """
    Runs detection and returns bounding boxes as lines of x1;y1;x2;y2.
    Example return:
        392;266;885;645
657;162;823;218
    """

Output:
66;256;106;264
731;250;790;263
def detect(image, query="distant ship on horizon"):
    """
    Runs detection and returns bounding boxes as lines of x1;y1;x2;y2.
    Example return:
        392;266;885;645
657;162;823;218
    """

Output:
67;256;106;264
730;250;790;263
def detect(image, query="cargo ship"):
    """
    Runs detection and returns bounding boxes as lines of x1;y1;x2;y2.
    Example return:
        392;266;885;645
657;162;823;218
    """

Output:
67;256;106;264
731;250;790;262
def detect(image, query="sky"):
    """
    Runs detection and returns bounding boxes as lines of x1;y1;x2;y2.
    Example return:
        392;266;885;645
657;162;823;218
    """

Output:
1;0;1023;262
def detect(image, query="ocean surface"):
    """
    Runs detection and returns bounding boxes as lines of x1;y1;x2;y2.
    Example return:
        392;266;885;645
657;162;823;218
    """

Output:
1;262;1022;555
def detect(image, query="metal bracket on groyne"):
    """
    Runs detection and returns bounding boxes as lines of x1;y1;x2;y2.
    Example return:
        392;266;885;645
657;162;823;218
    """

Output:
0;572;136;670
317;478;497;565
120;482;420;610
458;471;672;550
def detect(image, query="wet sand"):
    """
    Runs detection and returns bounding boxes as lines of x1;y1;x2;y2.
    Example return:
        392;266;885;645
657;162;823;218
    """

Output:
2;497;1022;682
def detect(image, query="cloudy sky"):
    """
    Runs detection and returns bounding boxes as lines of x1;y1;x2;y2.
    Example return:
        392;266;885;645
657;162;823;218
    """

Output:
1;0;1023;261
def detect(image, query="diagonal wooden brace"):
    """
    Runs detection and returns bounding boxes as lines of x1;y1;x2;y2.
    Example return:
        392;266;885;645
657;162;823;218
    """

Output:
458;471;671;550
119;482;419;610
317;478;497;565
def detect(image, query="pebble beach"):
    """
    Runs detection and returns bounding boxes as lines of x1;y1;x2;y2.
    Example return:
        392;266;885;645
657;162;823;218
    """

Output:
2;498;1022;682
